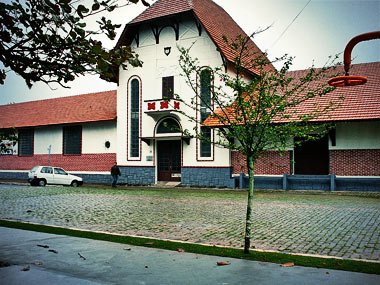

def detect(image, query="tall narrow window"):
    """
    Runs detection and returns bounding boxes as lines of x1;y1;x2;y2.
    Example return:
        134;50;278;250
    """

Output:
18;129;34;156
130;78;140;158
162;76;174;100
200;126;211;157
200;69;212;111
200;69;212;157
63;126;82;155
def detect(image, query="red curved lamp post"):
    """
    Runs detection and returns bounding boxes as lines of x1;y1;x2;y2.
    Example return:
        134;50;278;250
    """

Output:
328;31;380;87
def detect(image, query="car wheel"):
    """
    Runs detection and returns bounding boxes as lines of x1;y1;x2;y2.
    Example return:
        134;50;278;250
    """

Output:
71;180;79;187
38;179;47;187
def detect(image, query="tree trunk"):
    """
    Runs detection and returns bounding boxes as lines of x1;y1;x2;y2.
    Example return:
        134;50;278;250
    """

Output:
244;155;255;254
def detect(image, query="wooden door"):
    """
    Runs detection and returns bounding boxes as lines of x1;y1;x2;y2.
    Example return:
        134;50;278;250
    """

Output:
157;140;181;181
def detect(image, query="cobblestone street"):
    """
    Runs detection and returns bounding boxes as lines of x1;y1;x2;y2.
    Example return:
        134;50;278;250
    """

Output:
0;184;379;261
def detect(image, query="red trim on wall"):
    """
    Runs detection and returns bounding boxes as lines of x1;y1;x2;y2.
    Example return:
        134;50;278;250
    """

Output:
126;75;143;162
0;153;116;172
196;67;215;162
153;116;183;167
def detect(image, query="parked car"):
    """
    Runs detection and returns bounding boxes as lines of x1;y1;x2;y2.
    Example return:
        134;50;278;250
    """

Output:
28;166;83;187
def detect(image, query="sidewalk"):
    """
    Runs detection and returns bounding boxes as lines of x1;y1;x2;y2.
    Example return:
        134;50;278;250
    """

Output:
1;227;379;285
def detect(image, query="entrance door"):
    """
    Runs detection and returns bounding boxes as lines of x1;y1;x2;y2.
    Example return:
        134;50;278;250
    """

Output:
157;140;181;181
294;136;329;175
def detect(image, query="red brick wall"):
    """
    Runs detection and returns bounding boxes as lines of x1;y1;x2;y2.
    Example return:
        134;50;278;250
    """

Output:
231;150;291;175
330;149;380;176
0;153;116;172
232;149;380;176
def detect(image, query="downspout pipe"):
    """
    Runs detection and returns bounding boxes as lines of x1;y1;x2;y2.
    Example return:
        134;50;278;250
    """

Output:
328;31;380;87
343;31;380;75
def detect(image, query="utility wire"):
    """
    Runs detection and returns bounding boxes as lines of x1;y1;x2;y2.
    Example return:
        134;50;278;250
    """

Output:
270;0;312;48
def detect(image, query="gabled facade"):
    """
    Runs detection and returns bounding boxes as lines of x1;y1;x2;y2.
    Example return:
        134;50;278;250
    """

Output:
114;0;271;187
0;0;379;190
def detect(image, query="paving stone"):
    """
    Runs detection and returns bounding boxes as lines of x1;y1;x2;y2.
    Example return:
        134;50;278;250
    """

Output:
0;184;379;261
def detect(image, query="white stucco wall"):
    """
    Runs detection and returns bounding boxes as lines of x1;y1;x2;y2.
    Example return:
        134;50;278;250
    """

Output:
117;18;233;167
331;121;380;150
34;121;116;155
82;121;117;153
34;126;62;154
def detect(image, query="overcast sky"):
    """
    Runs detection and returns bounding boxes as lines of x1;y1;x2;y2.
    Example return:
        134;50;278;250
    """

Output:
0;0;379;104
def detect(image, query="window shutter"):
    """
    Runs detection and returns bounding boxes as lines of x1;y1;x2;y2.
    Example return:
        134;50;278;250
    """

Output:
18;129;34;156
63;126;82;155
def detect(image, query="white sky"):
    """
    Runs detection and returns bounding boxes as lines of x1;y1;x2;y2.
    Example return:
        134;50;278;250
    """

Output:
0;0;379;104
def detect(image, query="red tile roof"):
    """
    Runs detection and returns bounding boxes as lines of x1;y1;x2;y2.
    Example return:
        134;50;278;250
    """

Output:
129;0;192;23
284;62;380;122
2;62;378;130
117;0;273;75
204;62;380;127
0;90;116;129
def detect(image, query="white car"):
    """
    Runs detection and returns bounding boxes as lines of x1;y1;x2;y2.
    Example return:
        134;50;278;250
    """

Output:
28;166;83;187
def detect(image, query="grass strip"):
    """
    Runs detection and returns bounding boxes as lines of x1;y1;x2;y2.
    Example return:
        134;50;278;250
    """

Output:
1;219;379;275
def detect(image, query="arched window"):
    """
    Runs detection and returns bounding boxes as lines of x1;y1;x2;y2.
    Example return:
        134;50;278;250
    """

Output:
130;78;140;158
199;68;212;158
157;118;181;134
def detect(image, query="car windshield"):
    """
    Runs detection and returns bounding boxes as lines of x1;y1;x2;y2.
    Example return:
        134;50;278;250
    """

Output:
30;166;39;172
54;168;67;175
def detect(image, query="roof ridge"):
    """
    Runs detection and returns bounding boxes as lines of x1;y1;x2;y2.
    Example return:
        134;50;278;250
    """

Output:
0;90;116;107
0;90;117;129
191;0;274;74
129;0;194;25
287;61;380;74
204;61;380;127
128;0;162;23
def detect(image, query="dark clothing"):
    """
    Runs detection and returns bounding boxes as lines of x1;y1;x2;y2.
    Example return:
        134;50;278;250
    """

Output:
111;165;121;176
111;165;121;187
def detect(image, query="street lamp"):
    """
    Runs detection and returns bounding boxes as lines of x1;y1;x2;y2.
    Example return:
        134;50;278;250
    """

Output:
328;31;380;87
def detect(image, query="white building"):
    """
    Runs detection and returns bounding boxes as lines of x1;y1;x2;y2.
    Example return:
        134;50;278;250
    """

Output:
112;0;272;187
0;0;379;190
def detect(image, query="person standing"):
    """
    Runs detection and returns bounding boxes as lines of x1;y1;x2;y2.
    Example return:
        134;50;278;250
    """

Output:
110;162;121;187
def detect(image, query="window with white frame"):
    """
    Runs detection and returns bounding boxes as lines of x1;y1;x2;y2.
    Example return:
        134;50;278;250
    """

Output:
199;68;212;158
130;78;140;158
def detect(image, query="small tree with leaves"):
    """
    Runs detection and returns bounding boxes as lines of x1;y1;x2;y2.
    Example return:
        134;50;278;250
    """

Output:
178;34;342;253
0;0;150;88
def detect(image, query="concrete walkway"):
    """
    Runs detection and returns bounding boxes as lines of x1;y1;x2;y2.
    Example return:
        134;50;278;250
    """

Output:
1;227;379;285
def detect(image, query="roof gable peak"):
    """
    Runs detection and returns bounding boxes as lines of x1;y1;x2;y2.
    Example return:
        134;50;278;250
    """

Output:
129;0;193;25
117;0;273;75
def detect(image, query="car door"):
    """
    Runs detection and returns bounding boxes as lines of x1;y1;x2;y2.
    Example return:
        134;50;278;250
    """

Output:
53;167;70;185
40;167;54;184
